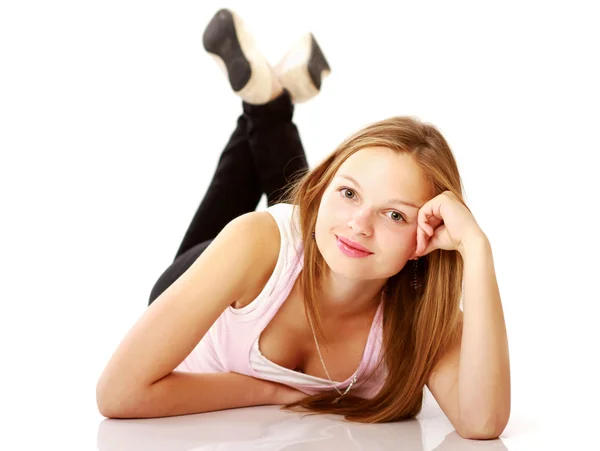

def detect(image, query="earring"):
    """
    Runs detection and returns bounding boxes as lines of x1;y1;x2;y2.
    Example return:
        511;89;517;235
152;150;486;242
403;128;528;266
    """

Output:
410;258;423;291
311;231;315;239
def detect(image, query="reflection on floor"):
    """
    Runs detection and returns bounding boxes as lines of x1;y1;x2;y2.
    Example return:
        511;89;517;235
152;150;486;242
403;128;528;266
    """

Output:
96;393;514;451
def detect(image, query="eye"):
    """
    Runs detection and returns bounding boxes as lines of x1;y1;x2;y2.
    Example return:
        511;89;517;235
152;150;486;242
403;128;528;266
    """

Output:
339;187;407;223
339;187;356;199
387;211;406;223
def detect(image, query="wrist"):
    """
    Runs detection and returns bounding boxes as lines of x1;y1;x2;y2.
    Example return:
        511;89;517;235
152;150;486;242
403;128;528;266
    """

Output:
261;379;283;405
458;230;490;257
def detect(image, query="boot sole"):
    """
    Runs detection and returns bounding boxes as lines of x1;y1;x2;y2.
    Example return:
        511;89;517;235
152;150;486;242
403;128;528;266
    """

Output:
202;9;251;91
275;33;331;103
307;34;331;91
202;9;273;104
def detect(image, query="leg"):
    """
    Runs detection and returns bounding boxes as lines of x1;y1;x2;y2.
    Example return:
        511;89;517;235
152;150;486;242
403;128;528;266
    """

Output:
149;92;308;307
202;8;325;205
170;7;285;262
244;89;310;207
149;9;324;305
173;114;261;261
148;239;212;306
149;115;259;306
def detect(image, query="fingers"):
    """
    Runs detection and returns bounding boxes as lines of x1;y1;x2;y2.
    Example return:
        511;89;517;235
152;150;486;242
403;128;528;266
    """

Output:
416;223;430;256
418;217;435;239
418;209;433;237
418;200;441;237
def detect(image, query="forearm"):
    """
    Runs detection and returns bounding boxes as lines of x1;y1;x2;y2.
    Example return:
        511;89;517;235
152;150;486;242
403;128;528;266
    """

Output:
98;371;280;419
457;234;511;433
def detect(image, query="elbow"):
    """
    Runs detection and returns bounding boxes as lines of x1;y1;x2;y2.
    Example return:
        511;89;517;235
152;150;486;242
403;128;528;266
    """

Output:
457;408;510;440
457;425;503;440
96;377;118;418
96;387;124;419
97;393;141;419
96;392;116;419
457;396;510;440
97;401;120;419
456;415;509;440
96;379;142;419
97;394;125;419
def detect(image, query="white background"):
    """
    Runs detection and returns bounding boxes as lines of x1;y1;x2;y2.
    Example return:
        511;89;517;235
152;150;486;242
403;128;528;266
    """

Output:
1;1;598;449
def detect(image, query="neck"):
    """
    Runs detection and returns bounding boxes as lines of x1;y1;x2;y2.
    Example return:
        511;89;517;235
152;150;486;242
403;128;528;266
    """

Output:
314;269;386;320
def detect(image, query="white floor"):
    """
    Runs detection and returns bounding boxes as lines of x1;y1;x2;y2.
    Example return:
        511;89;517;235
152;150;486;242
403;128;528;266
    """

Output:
91;392;597;450
2;1;599;450
11;374;596;450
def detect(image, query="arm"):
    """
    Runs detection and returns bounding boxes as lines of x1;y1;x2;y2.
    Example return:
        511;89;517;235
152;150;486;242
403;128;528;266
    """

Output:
102;372;310;419
456;234;510;435
96;211;280;417
101;371;280;418
427;233;510;439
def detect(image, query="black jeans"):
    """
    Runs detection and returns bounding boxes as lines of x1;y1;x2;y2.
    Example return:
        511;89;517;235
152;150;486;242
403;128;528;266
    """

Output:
148;90;309;306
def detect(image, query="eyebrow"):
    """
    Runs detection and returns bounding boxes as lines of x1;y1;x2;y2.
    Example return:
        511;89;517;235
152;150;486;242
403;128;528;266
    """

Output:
336;174;421;209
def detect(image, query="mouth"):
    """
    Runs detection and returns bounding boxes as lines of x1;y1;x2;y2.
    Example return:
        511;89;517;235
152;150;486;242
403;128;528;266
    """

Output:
335;235;374;257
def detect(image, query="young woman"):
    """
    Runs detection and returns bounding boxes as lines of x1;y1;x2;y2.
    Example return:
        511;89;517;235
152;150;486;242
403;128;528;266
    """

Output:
96;8;510;439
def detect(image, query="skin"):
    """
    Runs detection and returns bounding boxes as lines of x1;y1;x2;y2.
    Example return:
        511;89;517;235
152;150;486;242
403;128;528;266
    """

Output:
314;146;435;319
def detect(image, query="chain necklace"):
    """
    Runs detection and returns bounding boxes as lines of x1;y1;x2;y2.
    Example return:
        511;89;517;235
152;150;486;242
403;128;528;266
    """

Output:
305;291;384;404
306;309;358;404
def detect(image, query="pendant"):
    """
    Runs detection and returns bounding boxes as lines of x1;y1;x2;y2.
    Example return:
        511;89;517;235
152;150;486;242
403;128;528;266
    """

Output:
331;374;358;404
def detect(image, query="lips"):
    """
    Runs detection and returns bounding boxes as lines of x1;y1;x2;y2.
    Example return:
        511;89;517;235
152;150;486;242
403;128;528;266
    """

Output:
336;235;373;254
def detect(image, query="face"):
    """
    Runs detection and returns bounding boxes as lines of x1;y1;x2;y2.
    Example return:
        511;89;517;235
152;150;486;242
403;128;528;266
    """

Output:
314;147;434;280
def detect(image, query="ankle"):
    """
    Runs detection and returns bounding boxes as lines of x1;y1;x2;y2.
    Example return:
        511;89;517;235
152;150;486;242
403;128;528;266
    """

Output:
269;76;285;102
242;89;294;116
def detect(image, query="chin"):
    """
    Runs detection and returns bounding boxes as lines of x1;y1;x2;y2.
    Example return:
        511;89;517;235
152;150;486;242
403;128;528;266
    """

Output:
320;246;375;279
327;264;372;281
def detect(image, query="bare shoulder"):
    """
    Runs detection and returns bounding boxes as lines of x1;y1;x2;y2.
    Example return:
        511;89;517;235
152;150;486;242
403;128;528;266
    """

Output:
229;211;281;309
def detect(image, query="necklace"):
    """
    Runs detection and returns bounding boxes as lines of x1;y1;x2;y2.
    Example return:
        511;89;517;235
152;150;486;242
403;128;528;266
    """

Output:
306;309;358;403
305;291;385;403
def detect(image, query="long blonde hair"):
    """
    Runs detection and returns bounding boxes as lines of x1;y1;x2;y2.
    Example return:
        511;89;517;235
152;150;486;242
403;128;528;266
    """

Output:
276;116;466;423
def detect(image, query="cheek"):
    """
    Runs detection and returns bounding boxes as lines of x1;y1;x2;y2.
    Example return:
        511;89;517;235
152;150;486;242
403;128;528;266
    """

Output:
316;192;349;229
320;191;346;214
406;227;418;246
385;229;418;259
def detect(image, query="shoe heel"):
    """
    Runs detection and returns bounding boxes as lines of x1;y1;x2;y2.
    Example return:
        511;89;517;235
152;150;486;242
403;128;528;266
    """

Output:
307;34;331;90
202;9;274;104
202;9;251;92
275;33;331;103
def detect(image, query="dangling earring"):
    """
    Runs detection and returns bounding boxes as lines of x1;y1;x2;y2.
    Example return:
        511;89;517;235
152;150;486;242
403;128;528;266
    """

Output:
410;258;423;291
311;231;315;239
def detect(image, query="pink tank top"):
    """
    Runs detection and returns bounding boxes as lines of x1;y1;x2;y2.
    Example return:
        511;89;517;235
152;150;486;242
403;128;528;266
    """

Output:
174;203;387;398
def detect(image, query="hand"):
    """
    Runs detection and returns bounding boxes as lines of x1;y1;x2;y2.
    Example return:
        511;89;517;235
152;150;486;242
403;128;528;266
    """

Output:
413;191;485;258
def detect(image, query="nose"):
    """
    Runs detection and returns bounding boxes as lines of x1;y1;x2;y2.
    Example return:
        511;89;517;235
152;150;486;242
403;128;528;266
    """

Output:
348;208;373;236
